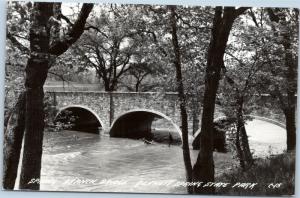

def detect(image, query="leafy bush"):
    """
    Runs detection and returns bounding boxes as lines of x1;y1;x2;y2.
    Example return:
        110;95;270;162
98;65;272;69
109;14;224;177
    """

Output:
43;93;77;132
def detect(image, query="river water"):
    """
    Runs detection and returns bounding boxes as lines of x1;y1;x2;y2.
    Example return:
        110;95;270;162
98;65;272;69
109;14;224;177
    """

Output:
33;119;286;193
40;130;190;193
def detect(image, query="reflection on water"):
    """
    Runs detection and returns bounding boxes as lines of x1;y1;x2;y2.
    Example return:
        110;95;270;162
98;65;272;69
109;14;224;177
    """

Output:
41;130;188;193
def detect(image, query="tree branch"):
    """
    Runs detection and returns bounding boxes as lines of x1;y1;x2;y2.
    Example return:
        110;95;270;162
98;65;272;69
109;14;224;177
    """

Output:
6;32;29;53
59;13;74;26
49;3;94;56
48;71;69;83
84;25;109;38
249;9;260;27
235;7;250;18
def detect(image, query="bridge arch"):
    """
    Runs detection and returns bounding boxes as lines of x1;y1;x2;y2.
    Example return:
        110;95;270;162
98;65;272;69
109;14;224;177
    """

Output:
55;105;105;133
110;109;182;144
213;115;286;129
212;115;287;156
244;115;286;129
192;115;286;151
194;115;286;139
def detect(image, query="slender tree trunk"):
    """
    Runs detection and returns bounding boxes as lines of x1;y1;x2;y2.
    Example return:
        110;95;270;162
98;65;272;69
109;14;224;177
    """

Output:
19;2;52;190
135;80;140;92
3;92;26;189
235;123;245;169
236;98;253;170
192;104;200;135
169;5;193;194
240;123;253;167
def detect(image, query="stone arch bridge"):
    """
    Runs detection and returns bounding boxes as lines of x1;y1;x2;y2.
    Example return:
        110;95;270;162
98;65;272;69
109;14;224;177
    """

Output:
47;91;184;129
45;90;286;144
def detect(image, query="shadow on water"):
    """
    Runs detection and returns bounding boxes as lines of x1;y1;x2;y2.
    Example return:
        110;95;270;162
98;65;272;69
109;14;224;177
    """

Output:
110;111;182;145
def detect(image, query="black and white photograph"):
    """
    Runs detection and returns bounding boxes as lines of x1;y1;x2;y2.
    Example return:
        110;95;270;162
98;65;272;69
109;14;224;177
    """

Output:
2;1;299;196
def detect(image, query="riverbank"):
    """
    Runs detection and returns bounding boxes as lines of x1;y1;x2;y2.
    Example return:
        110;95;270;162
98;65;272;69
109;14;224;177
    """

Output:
215;152;295;196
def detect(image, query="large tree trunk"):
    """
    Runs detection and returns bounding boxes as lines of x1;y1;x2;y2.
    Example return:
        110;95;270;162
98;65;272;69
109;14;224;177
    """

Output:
283;36;297;152
283;25;297;152
169;5;193;194
4;109;12;132
267;8;297;152
102;78;116;92
193;7;228;194
192;76;217;193
285;106;296;151
192;7;248;194
3;92;26;189
3;2;93;190
19;2;53;190
103;79;111;91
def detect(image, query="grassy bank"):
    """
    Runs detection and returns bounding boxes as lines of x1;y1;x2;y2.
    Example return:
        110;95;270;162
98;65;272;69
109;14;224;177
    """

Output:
216;152;295;196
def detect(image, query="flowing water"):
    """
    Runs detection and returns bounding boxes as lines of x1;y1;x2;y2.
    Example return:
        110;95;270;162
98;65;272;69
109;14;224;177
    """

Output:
36;119;286;193
40;130;190;193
